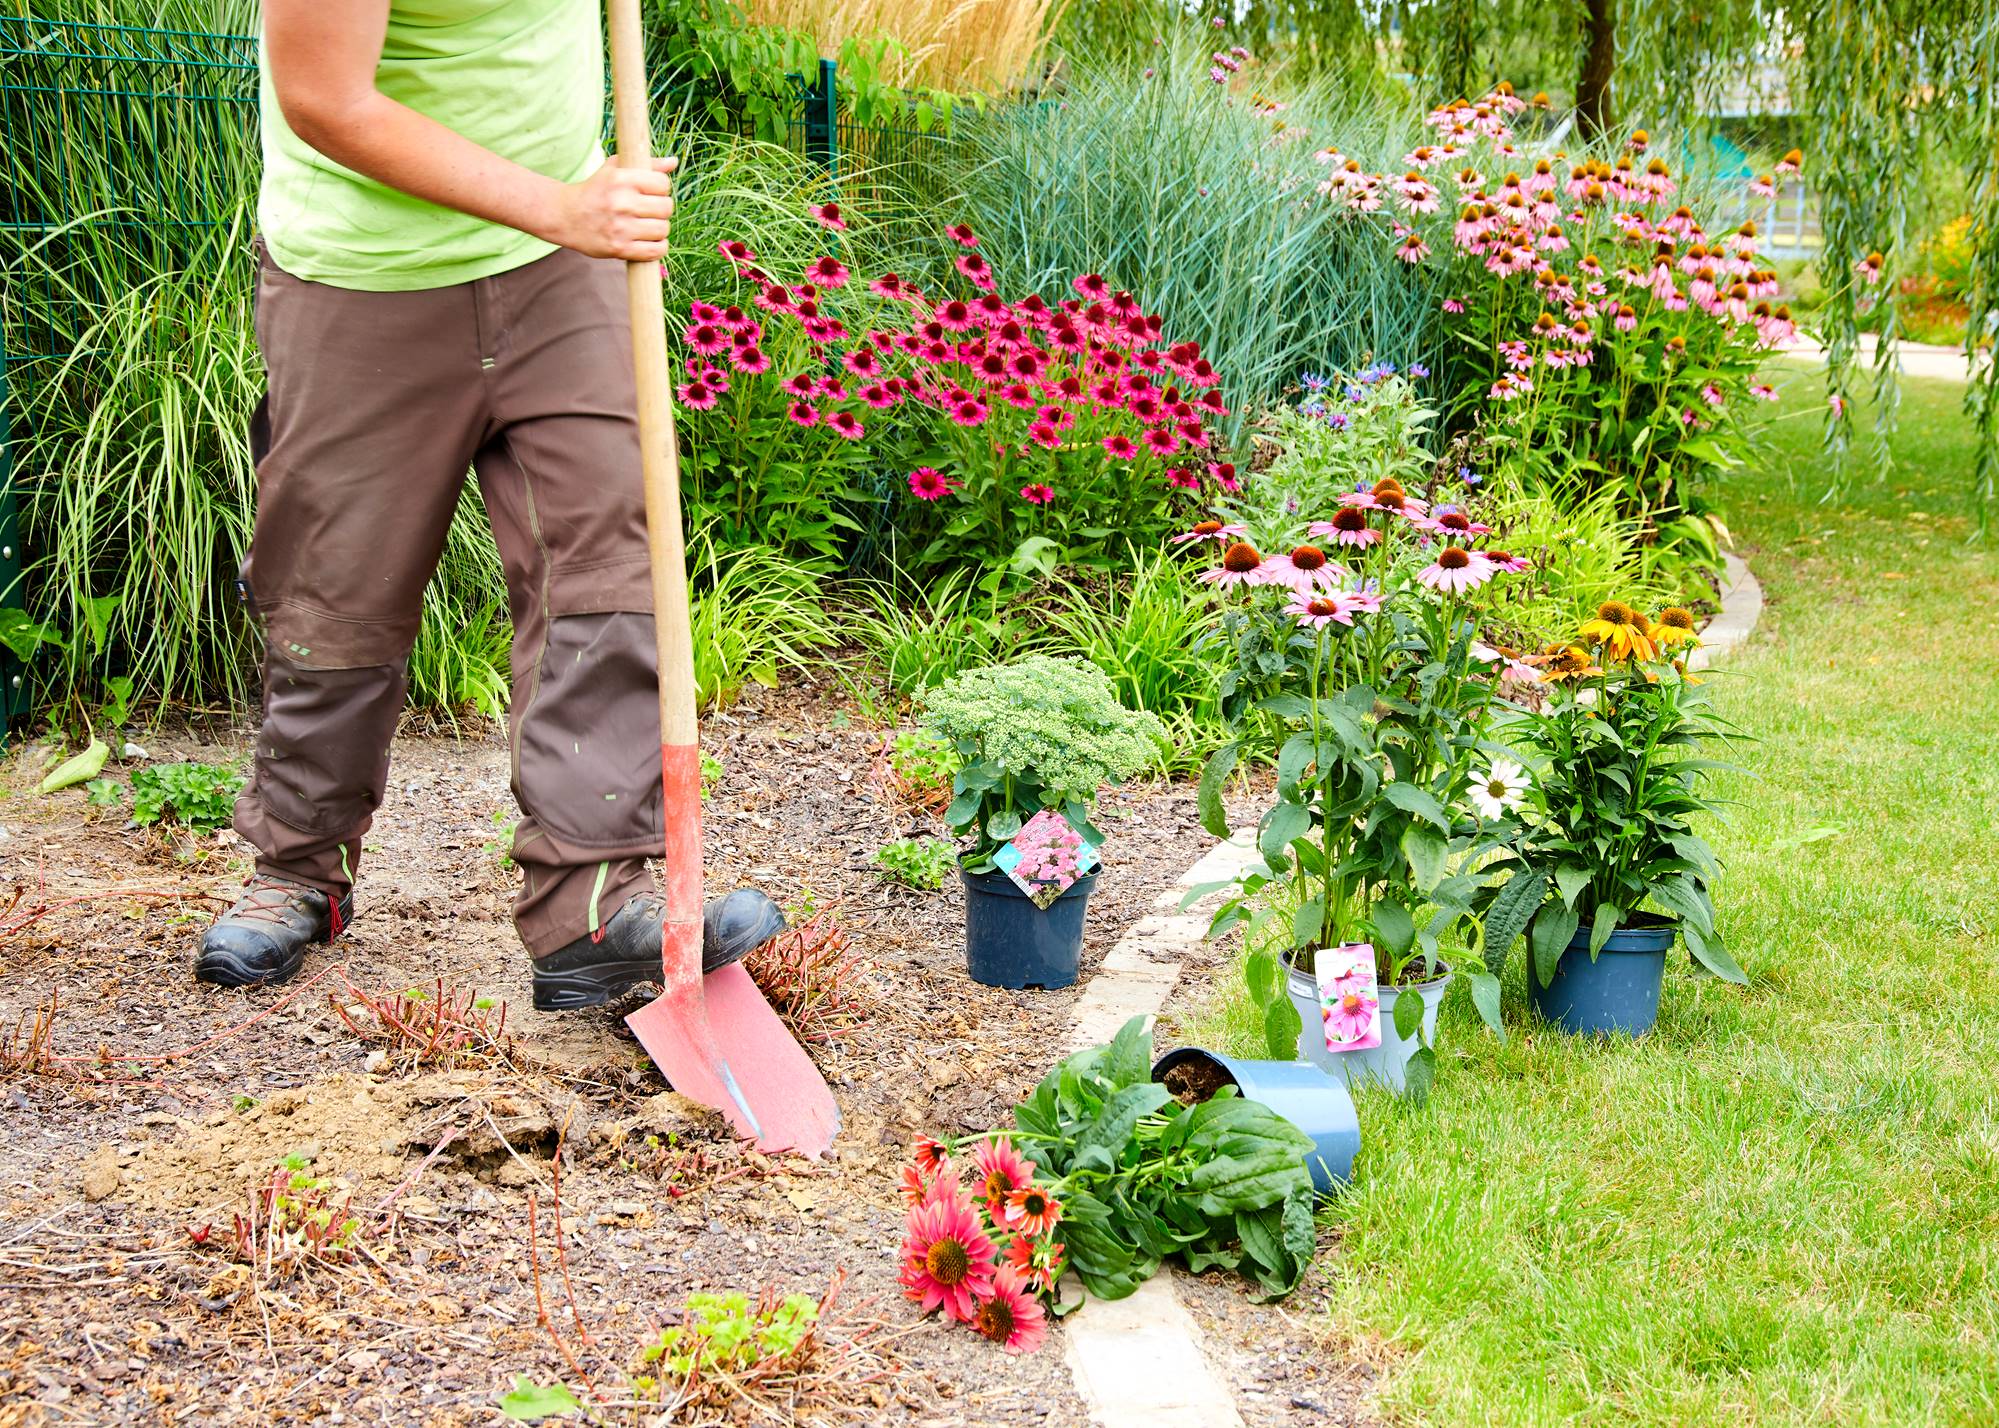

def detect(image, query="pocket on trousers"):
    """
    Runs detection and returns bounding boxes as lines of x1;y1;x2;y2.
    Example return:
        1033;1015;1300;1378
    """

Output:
515;611;663;848
253;658;404;836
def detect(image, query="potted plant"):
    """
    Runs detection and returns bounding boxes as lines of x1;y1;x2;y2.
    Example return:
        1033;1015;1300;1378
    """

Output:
918;655;1167;989
1470;602;1748;1036
1185;375;1532;1095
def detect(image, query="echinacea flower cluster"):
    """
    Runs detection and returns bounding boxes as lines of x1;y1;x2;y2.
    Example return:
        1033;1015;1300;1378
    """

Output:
898;1136;1063;1354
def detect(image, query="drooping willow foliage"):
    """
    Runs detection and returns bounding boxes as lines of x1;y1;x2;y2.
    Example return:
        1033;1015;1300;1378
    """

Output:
1097;0;1998;518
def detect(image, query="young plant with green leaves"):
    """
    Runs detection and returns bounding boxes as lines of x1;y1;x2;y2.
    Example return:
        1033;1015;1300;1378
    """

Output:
130;760;243;832
871;835;956;890
918;654;1166;870
1468;601;1746;1028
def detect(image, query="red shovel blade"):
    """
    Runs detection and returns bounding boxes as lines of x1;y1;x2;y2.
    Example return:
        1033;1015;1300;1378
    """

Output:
625;970;841;1157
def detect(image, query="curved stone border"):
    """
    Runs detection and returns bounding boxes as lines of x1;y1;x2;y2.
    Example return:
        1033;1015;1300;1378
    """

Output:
1690;550;1764;672
1056;548;1763;1424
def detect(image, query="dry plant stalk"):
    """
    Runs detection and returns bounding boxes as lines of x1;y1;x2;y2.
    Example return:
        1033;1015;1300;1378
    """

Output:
744;914;870;1044
330;976;522;1071
744;0;1068;93
0;992;62;1081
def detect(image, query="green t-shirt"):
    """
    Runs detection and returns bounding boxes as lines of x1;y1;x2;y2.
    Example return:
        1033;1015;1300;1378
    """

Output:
258;0;603;291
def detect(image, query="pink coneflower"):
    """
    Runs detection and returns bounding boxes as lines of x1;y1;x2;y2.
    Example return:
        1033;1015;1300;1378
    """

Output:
1102;434;1138;461
717;238;758;271
1855;251;1886;285
950;398;989;426
785;400;819;427
1614;304;1638;332
860;382;897;409
1019;483;1055;506
683;322;730;356
1395;172;1440;214
753;281;794;313
899;1163;932;1207
810;201;847;231
1027;420;1062;449
1829;393;1847;416
1701;382;1726;409
1142;426;1181;457
782;372;818;399
689;300;723;324
945;222;981;248
1002;1184;1063;1237
1171;519;1246;545
1442;298;1466;314
1072;273;1110;300
1259;543;1345;593
807;255;850;289
1163;466;1199;490
1343;482;1430;518
1397;233;1431;263
1310;507;1379;548
899;1183;997;1324
937;299;975;331
908;466;955;500
827;410;865;440
869;272;907;300
676;379;717;410
912;1136;950;1176
1775;147;1803;176
1199;541;1268;588
1749;382;1779;401
1749;173;1777;198
1424;508;1493;538
972;1268;1047;1355
1288;590;1367;628
956;252;996;289
1417;546;1496;595
729;345;770;374
1325;989;1377;1044
1481;548;1532;574
843;345;882;377
972;1138;1036;1219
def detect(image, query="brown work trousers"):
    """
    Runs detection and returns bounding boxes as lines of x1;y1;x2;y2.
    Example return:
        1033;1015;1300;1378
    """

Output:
238;242;663;958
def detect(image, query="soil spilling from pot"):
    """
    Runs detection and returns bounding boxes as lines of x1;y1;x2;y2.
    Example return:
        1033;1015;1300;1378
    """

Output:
1162;1056;1234;1106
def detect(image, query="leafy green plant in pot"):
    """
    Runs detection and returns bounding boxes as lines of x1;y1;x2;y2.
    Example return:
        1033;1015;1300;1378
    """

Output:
1471;600;1747;1038
1185;377;1535;1096
918;655;1167;990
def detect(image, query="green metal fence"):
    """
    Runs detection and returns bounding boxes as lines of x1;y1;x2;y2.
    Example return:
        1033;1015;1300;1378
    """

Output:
0;18;955;728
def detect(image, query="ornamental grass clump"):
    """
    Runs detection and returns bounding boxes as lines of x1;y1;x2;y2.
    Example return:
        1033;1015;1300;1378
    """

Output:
918;655;1167;869
1466;601;1747;1024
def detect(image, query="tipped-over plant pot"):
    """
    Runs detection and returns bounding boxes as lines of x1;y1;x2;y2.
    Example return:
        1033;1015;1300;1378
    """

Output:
1530;917;1673;1036
960;865;1098;990
1285;949;1450;1094
1152;1046;1359;1194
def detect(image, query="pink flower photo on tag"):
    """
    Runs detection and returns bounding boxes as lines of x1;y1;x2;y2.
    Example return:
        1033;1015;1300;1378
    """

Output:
1316;942;1381;1051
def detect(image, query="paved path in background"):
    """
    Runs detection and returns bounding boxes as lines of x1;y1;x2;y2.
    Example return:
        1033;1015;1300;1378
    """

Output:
1776;332;1981;383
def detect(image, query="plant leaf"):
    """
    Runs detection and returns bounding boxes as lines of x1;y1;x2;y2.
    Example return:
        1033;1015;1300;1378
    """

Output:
1196;741;1239;839
1401;824;1447;893
1261;993;1303;1060
1382;781;1449;830
1372;898;1415;959
39;738;109;795
1531;902;1581;988
1479;867;1547;973
1467;969;1504;1038
497;1378;582;1422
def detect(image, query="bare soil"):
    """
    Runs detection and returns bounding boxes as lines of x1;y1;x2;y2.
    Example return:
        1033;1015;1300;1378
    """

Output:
0;676;1377;1427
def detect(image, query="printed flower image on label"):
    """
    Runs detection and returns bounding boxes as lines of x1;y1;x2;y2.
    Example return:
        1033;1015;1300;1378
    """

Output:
992;810;1099;910
1316;942;1381;1052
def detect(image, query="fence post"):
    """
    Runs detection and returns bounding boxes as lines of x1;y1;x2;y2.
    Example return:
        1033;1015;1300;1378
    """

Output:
0;360;23;739
802;56;839;184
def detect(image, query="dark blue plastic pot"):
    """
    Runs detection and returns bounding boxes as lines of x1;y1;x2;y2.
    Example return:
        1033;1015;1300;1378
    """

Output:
961;865;1098;990
1530;920;1676;1036
1151;1047;1360;1194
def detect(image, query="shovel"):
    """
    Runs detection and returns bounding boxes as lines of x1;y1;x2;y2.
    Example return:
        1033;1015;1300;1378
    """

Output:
606;0;839;1158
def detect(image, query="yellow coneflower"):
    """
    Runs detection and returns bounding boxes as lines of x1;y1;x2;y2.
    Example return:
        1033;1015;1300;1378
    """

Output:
1578;601;1658;663
1653;607;1700;648
1672;657;1703;685
1540;644;1602;683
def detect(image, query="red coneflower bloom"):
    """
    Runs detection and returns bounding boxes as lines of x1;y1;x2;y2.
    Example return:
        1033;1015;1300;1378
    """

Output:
908;466;955;500
973;1138;1035;1217
1102;434;1138;461
1003;1183;1063;1237
912;1136;950;1175
683;322;730;356
785;400;819;428
1003;1233;1064;1294
753;281;793;313
1027;421;1061;449
956;252;994;288
729;345;770;374
808;256;850;288
827;410;865;440
937;299;975;331
809;201;846;231
972;1268;1048;1354
843;345;881;377
950;398;988;426
945;222;981;248
716;238;757;270
1019;483;1056;506
1142;427;1181;457
782;372;817;398
899;1182;996;1324
676;379;716;410
869;272;905;299
1165;466;1200;490
1072;273;1109;300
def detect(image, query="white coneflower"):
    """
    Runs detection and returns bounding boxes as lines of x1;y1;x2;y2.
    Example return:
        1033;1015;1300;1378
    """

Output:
1470;759;1529;819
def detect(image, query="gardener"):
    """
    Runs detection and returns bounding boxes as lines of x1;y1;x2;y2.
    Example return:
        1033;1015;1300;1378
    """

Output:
196;0;781;1006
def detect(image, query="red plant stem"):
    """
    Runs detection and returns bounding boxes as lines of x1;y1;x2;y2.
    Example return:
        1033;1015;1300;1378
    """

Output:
549;1131;595;1349
527;1192;601;1401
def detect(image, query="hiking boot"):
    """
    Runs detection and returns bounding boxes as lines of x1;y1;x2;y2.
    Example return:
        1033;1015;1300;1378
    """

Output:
195;874;352;989
532;888;785;1011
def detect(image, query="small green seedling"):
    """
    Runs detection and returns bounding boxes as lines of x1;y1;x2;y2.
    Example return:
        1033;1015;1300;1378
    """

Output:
871;836;956;891
889;729;957;793
484;809;517;869
131;761;244;832
699;750;725;797
84;778;123;808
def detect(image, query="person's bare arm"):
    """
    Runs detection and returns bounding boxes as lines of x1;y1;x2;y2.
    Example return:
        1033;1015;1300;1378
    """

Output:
264;0;673;260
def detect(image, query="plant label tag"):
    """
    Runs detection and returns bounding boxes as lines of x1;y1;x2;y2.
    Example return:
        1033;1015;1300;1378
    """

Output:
1315;942;1381;1052
993;809;1097;910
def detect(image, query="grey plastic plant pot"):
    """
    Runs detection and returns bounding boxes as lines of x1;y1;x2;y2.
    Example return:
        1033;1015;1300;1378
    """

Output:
960;865;1099;990
1529;920;1675;1036
1285;950;1452;1095
1151;1047;1359;1195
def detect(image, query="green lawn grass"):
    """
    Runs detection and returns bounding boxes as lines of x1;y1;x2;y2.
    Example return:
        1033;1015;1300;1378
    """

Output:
1180;371;1999;1425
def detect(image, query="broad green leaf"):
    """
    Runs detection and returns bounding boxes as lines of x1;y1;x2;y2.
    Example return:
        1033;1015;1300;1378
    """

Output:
1401;824;1447;893
1479;867;1547;972
1276;732;1318;796
497;1378;582;1422
1391;982;1425;1040
1258;801;1312;863
39;738;108;795
79;593;121;656
985;810;1022;843
1261;993;1303;1060
1372;899;1415;959
1103;1016;1154;1089
1382;781;1448;830
1245;949;1280;1007
1648;875;1714;936
1588;903;1624;958
1077;1083;1173;1168
1467;969;1504;1037
1531;902;1581;987
1554;863;1593;908
1684;921;1748;984
1289;899;1324;949
1402;1046;1436;1105
1196;741;1239;839
0;608;64;662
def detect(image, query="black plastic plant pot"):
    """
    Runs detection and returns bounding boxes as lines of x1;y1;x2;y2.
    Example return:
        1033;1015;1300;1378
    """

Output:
960;865;1099;990
1151;1047;1360;1195
1529;919;1676;1037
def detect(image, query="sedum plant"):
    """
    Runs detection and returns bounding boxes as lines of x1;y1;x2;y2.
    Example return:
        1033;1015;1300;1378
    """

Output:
918;654;1167;870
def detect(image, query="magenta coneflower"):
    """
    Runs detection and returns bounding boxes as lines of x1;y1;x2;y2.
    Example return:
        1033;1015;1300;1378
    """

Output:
843;345;882;377
785;400;819;428
1027;421;1061;449
972;1268;1048;1355
1141;427;1181;457
950;398;989;426
717;238;758;271
1198;541;1268;588
1481;549;1532;574
677;379;717;410
1102;434;1138;461
730;345;770;374
1072;273;1110;300
782;372;817;398
683;322;730;356
1171;519;1246;545
908;466;955;500
945;222;981;248
1259;543;1345;593
860;382;896;408
1442;297;1466;314
827;410;865;440
1343;481;1430;518
973;1137;1035;1217
899;1183;997;1324
1417;546;1496;595
869;272;906;300
1019;483;1055;506
956;252;995;289
1310;507;1379;548
810;201;846;231
1749;382;1778;401
1166;466;1200;490
689;300;723;324
937;299;975;331
1424;508;1492;538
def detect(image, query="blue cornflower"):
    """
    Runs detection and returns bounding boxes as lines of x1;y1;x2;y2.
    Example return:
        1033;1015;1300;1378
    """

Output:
1300;371;1330;391
1459;465;1482;487
1407;361;1430;378
1344;384;1366;403
1325;411;1350;429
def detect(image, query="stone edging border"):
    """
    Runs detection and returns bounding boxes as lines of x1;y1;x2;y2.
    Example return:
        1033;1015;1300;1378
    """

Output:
1056;551;1765;1425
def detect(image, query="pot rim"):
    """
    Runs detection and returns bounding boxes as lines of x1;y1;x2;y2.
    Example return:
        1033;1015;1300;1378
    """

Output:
1281;945;1454;992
